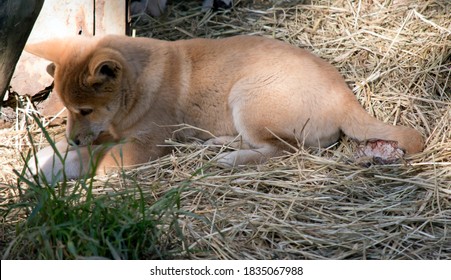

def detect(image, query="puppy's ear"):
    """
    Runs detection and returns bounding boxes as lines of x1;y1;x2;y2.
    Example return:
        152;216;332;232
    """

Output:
87;50;123;90
25;36;94;63
94;60;121;80
46;63;56;77
25;38;69;63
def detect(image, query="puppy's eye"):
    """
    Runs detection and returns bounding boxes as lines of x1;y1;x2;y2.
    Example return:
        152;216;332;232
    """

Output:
79;109;93;116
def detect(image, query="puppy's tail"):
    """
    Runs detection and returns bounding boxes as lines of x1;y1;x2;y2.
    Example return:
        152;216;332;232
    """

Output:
340;97;424;154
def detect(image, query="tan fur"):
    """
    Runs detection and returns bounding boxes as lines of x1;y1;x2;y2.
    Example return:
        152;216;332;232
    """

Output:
25;35;424;182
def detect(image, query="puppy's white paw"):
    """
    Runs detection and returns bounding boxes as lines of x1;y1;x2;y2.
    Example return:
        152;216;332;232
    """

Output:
215;148;273;167
204;137;232;146
215;151;239;167
26;142;83;184
204;136;252;149
27;145;63;183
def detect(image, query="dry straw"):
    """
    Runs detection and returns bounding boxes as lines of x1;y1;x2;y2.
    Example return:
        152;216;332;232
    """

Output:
1;0;450;259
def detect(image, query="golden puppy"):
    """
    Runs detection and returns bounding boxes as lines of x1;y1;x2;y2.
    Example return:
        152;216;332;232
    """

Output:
25;35;424;182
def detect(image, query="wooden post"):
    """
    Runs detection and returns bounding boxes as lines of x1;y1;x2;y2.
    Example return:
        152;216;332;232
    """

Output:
0;0;44;108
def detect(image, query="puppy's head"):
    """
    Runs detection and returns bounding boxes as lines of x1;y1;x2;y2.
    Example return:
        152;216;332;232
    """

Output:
25;37;127;146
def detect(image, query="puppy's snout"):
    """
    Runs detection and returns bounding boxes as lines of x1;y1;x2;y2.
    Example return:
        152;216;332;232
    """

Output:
69;136;81;146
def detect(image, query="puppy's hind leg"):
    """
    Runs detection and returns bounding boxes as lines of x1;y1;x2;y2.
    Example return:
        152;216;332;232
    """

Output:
216;144;281;167
218;81;295;167
204;135;252;150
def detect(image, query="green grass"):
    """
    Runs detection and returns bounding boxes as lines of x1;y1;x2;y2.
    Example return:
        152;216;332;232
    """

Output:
4;180;188;259
1;114;194;259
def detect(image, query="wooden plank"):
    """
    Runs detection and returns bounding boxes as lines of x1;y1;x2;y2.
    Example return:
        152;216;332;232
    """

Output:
95;0;127;36
10;0;94;98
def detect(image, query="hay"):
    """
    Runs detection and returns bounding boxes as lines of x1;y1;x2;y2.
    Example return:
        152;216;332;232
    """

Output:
1;0;450;259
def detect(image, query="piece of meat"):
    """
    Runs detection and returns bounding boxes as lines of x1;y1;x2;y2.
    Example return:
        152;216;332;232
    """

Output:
355;139;405;166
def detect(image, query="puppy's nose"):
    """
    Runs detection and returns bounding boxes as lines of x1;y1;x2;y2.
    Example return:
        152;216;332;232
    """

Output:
69;138;81;146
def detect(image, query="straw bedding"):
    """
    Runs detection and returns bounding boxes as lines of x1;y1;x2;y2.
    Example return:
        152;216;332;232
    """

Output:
1;0;450;259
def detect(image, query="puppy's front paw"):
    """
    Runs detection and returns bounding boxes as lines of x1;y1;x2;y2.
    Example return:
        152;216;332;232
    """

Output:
26;145;65;184
26;143;83;184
